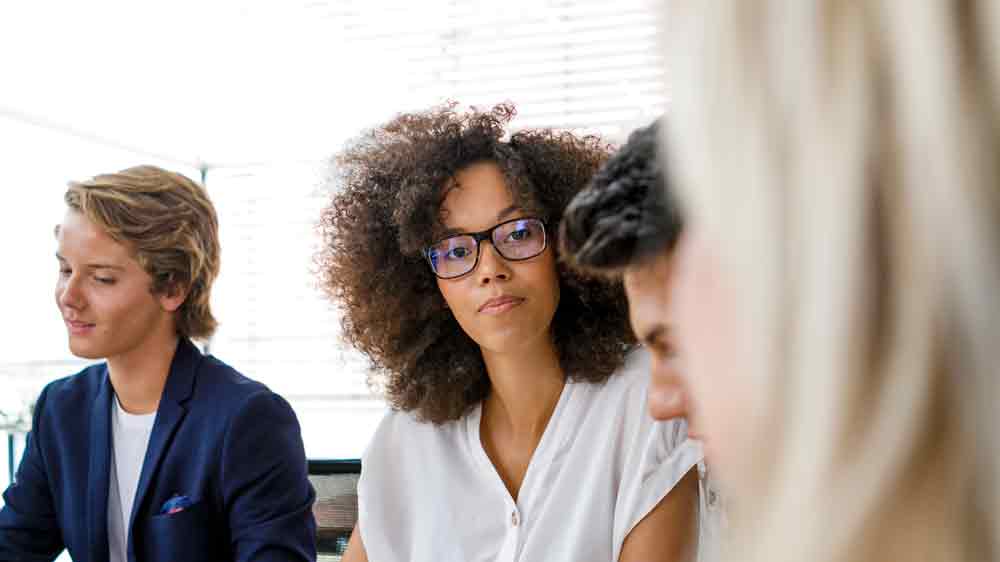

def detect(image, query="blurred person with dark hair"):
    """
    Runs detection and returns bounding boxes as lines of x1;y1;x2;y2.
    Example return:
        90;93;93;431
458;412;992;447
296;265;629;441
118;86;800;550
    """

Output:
561;119;724;561
660;2;1000;562
318;103;702;562
0;166;316;562
562;120;686;421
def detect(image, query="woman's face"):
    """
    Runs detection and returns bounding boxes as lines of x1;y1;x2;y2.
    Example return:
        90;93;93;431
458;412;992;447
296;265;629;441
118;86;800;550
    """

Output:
668;225;755;480
434;161;561;356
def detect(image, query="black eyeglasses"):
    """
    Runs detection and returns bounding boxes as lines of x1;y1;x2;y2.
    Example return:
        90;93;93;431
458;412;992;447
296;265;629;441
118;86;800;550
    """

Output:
424;217;548;279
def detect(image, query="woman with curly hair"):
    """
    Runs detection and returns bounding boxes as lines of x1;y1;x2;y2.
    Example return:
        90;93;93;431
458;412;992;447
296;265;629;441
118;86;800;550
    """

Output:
317;102;703;562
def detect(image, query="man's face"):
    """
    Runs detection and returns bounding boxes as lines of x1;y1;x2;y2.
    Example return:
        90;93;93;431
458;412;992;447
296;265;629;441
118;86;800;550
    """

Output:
54;209;182;362
623;251;702;438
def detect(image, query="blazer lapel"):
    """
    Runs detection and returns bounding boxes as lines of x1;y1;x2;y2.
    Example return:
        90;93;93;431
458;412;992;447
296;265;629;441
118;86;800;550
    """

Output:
126;338;201;548
87;368;113;562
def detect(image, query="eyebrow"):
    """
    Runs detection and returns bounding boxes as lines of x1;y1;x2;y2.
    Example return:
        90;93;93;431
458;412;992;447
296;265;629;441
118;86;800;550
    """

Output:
440;204;525;237
55;253;125;271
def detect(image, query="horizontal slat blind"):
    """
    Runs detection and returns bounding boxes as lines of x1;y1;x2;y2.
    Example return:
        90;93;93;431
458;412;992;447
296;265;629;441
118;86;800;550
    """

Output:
207;0;666;458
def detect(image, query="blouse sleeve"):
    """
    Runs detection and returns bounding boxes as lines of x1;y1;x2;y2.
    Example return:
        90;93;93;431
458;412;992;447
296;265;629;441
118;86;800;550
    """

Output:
611;362;704;561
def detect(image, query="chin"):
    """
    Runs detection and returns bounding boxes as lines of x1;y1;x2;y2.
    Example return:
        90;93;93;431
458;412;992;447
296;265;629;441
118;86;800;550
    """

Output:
68;340;107;360
478;325;552;356
476;337;526;356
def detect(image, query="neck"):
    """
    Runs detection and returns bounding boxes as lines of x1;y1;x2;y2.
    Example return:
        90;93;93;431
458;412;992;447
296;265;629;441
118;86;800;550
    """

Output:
481;335;565;440
107;332;180;415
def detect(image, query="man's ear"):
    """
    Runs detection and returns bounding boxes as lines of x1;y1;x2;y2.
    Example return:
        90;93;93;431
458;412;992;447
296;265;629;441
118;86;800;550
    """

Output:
159;283;190;313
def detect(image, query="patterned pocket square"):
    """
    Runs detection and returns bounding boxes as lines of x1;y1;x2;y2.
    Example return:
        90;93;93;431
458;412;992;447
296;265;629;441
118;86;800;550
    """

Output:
159;494;193;515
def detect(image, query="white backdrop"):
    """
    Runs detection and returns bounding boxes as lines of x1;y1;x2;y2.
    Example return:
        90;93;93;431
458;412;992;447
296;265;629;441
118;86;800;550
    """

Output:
0;0;667;470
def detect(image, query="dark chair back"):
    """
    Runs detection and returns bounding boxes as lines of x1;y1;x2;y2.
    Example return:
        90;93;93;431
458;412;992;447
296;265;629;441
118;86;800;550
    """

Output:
309;459;361;560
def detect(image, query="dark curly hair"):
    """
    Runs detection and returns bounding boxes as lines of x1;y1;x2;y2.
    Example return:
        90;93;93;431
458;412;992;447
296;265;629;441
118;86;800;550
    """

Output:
316;102;636;424
559;119;684;275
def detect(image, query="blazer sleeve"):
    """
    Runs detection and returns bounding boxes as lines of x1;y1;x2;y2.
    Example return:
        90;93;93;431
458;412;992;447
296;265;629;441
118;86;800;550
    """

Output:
0;385;65;562
220;390;317;562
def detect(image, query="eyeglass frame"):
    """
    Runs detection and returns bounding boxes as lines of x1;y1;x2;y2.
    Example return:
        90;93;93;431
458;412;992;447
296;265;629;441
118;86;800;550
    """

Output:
423;217;548;279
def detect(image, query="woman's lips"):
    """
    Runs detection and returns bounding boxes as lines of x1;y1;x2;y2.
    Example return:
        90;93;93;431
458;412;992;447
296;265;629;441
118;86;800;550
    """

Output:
478;295;525;314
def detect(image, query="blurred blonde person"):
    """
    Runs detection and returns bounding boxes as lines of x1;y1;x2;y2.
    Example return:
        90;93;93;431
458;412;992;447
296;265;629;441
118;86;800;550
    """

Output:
660;2;1000;562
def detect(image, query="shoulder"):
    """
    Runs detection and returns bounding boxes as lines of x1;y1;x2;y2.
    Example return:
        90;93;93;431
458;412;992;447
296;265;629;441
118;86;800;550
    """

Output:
185;355;302;441
361;407;471;474
367;407;466;451
571;348;653;414
358;406;478;524
568;348;690;453
190;353;278;409
24;364;108;445
38;362;107;412
610;348;653;392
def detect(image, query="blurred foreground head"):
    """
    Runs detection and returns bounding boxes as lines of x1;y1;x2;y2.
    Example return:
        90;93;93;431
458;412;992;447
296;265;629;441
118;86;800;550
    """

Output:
661;2;1000;562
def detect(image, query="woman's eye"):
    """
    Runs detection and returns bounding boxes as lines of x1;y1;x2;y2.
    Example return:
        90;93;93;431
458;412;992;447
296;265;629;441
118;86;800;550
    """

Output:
447;247;471;259
506;228;533;243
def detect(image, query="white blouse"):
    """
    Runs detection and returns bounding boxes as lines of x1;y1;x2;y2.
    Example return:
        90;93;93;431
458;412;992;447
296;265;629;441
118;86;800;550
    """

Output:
358;351;713;562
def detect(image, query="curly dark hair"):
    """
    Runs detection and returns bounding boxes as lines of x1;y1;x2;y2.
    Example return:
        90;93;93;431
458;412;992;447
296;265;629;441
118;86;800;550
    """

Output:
559;119;684;275
316;102;636;424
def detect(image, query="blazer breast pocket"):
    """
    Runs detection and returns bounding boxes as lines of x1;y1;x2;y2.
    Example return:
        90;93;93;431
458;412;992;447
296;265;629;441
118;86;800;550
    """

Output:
140;499;216;562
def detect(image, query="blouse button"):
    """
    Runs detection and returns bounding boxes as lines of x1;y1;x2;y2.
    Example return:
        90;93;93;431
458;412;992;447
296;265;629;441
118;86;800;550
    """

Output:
708;490;719;507
511;510;520;527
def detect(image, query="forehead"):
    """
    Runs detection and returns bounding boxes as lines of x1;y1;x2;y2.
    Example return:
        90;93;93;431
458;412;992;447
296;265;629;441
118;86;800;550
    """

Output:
439;162;520;229
623;253;674;323
56;209;132;262
623;252;673;294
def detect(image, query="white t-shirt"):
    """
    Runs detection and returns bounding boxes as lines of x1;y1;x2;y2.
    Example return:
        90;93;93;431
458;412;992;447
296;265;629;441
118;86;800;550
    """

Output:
358;351;708;562
108;395;156;562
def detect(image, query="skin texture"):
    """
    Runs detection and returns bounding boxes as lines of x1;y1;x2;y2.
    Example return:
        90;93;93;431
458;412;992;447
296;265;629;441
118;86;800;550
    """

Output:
64;165;221;341
622;252;702;438
437;162;565;502
668;227;749;476
435;162;562;359
55;209;186;413
618;468;700;562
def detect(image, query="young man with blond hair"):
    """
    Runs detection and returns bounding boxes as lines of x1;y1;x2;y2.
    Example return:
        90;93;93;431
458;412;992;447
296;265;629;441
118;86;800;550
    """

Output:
0;166;317;562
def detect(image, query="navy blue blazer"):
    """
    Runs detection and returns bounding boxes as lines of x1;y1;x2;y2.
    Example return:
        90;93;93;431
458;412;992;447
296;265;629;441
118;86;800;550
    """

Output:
0;338;317;562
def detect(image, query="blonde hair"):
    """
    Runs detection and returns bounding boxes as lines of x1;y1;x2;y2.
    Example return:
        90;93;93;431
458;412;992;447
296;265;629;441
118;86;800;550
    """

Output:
65;165;221;340
662;2;1000;561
